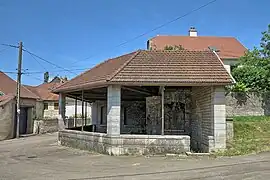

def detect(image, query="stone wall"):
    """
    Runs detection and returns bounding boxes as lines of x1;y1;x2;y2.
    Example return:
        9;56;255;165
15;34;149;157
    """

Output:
59;129;190;155
33;118;58;134
0;100;15;140
91;100;146;134
191;86;226;152
226;92;269;116
121;101;146;134
146;87;192;135
191;86;213;152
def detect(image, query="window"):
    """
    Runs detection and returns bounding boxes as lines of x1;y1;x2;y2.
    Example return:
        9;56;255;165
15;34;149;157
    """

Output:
123;107;128;125
54;103;59;110
44;103;48;110
100;106;106;125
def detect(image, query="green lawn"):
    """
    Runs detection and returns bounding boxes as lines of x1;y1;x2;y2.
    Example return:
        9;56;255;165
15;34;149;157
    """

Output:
217;116;270;156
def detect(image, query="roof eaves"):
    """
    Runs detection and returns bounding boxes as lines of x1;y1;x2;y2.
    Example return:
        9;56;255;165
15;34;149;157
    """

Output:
52;80;108;93
106;50;141;81
211;51;236;84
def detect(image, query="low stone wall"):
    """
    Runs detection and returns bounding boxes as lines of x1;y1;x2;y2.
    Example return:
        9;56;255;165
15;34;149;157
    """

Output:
33;119;58;134
59;130;190;155
226;118;234;141
226;92;269;116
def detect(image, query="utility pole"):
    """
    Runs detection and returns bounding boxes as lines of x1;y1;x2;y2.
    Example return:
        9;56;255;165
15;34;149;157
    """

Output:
16;41;23;138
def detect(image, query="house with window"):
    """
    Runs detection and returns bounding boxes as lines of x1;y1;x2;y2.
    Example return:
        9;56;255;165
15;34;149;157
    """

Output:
0;71;92;139
27;77;91;119
0;71;39;140
147;27;247;74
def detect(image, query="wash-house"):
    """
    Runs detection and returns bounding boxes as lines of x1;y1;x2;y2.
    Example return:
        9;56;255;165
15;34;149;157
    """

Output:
53;50;233;155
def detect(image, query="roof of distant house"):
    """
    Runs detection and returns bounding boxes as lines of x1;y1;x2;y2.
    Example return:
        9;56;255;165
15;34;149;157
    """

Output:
25;81;64;101
0;71;39;99
148;35;247;59
0;94;15;106
54;50;233;93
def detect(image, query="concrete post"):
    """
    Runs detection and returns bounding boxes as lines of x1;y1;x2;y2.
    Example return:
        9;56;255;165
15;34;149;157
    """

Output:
107;85;121;136
212;86;226;150
58;93;66;131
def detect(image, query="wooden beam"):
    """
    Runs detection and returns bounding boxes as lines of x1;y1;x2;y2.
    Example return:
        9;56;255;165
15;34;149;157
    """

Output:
161;86;165;136
74;97;77;127
81;90;84;131
122;86;152;96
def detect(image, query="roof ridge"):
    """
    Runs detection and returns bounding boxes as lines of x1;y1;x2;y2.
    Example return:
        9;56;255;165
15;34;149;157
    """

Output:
54;51;139;91
145;49;212;53
21;84;40;99
152;35;236;38
106;50;141;81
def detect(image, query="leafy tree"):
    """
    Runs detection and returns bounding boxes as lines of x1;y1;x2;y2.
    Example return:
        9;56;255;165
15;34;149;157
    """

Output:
164;45;185;51
232;24;270;93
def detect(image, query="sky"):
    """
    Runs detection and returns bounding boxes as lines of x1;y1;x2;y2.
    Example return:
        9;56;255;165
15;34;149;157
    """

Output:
0;0;269;85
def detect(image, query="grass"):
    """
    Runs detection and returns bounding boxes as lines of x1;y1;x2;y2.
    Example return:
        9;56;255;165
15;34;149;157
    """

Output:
217;116;270;156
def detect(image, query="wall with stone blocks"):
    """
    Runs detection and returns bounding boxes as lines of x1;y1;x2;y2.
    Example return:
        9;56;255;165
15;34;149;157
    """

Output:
92;100;146;134
59;130;190;155
33;119;58;134
191;86;213;152
146;87;192;135
0;100;15;140
226;92;270;116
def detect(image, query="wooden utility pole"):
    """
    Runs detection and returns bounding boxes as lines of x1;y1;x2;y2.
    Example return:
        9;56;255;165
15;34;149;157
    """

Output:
16;41;23;138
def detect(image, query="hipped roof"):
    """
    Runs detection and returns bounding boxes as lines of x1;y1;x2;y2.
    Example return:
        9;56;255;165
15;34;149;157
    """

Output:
54;50;233;93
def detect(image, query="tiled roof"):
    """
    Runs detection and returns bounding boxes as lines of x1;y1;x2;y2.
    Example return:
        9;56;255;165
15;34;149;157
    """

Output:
0;72;39;99
0;94;15;106
26;82;62;101
148;36;247;59
54;50;233;93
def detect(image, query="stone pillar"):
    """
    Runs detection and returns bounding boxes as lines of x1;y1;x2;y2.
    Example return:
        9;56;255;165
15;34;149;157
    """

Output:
58;93;66;131
212;87;226;151
91;102;98;125
107;85;121;136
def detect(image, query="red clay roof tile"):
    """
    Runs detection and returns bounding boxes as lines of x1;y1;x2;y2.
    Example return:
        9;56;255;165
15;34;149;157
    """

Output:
0;72;39;99
54;50;233;93
148;36;247;59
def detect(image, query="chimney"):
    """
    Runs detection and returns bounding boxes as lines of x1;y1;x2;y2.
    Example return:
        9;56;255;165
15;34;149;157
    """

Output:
188;27;197;37
44;72;49;83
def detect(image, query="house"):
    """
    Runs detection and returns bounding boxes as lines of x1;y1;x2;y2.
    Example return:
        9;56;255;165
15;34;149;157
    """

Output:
147;27;247;73
0;71;91;139
27;77;91;119
54;50;233;155
0;71;39;140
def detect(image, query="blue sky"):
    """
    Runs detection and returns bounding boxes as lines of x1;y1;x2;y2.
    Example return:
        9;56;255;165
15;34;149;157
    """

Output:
0;0;269;85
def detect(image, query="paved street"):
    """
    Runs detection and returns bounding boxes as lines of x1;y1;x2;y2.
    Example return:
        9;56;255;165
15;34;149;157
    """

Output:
0;133;270;180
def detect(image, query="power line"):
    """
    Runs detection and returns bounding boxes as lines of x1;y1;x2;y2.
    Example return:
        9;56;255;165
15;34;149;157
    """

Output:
70;0;218;65
22;48;78;76
24;73;44;82
0;68;89;75
24;47;49;72
0;47;9;54
1;43;19;49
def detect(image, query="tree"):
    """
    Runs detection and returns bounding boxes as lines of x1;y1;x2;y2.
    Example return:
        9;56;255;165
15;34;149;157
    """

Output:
231;24;270;93
164;45;185;51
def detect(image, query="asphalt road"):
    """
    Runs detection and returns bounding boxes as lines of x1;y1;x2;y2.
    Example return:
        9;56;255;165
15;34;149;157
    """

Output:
0;133;269;180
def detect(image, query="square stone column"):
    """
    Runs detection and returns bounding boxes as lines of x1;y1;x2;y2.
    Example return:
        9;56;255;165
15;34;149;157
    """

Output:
107;85;121;136
212;86;226;151
58;93;66;131
91;102;98;125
